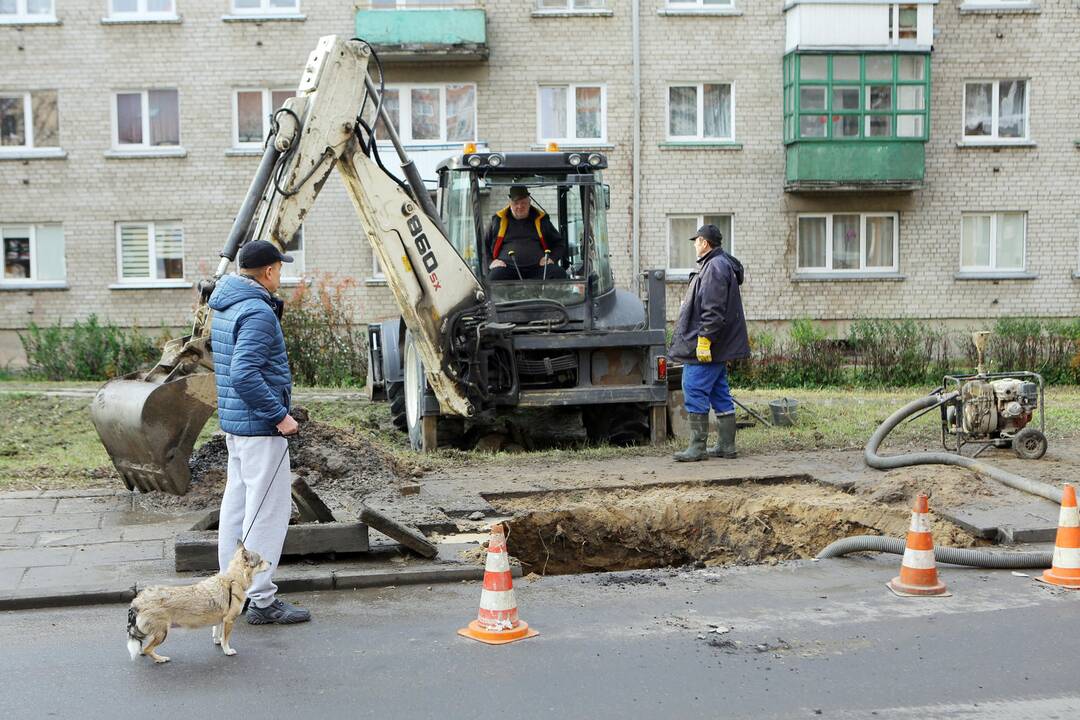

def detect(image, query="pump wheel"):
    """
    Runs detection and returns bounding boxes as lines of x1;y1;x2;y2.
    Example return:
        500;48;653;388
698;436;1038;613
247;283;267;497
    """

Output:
582;404;650;447
387;381;407;433
1012;427;1047;460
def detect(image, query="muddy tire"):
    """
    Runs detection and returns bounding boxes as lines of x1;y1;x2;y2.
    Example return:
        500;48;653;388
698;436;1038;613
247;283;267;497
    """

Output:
582;403;650;447
1012;427;1047;460
387;381;407;433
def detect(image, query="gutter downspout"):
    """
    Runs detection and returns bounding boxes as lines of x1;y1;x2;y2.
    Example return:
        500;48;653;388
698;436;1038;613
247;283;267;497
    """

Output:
631;0;642;293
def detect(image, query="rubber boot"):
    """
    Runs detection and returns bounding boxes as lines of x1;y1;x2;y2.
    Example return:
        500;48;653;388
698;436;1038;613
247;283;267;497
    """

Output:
708;412;738;459
674;413;709;462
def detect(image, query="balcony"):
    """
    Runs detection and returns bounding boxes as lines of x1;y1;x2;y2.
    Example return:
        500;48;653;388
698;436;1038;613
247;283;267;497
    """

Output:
354;3;488;62
783;51;929;192
784;1;935;52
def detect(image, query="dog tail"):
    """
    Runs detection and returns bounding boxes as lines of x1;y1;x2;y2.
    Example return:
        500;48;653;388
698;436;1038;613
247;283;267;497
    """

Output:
127;605;145;661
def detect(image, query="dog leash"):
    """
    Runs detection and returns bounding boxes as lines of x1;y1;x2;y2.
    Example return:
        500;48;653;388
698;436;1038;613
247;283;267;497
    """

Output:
239;433;295;616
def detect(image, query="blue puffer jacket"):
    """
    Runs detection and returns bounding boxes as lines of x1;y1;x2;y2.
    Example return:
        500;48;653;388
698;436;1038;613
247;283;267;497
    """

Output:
208;274;292;436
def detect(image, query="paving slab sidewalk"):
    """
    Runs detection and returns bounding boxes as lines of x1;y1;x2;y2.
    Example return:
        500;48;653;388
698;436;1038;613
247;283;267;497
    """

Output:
0;489;495;611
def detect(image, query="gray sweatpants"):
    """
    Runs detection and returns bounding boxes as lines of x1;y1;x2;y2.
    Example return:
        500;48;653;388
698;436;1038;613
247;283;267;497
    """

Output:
217;434;292;609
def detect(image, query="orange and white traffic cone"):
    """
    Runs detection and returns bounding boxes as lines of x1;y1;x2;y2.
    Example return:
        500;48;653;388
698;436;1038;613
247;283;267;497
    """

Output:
457;523;539;645
888;493;950;597
1038;483;1080;589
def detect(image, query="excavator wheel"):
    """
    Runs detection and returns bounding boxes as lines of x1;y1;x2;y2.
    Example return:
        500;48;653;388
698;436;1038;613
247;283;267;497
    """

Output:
387;381;408;433
582;403;650;447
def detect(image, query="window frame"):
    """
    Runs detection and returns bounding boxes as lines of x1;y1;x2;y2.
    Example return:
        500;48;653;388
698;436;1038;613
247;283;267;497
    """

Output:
0;91;39;151
110;89;181;150
796;211;900;274
534;0;608;11
107;0;177;19
961;79;1030;144
114;221;186;283
1;223;65;285
665;82;735;142
665;213;735;276
280;226;305;281
959;212;1027;273
230;0;300;15
376;83;478;146
232;88;293;149
664;0;734;8
536;83;608;145
0;0;55;22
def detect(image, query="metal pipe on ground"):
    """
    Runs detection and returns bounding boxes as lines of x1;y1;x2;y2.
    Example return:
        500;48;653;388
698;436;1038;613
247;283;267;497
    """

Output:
816;535;1052;568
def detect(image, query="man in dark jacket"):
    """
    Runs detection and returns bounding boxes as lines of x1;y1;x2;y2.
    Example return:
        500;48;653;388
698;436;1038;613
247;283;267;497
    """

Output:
485;185;568;281
668;224;750;462
208;240;310;625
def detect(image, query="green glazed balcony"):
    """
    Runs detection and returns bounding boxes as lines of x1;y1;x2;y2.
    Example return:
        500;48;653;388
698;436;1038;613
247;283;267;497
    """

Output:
785;142;925;192
354;8;488;62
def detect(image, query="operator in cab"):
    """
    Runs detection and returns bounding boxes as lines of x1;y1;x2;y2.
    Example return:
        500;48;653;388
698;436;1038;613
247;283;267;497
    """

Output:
485;185;568;281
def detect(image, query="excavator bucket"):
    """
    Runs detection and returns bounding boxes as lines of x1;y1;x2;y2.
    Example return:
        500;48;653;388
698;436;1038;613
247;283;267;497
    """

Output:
90;335;217;496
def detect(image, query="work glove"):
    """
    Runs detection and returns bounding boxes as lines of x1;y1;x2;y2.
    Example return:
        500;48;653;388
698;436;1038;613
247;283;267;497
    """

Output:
696;336;712;363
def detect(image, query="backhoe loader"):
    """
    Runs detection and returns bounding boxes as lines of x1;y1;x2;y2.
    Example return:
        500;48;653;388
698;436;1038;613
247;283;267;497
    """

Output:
91;35;667;496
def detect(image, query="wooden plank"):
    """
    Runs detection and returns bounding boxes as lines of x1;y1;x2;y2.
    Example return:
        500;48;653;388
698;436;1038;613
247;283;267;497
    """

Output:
650;404;668;445
421;415;438;453
359;504;438;559
291;478;336;523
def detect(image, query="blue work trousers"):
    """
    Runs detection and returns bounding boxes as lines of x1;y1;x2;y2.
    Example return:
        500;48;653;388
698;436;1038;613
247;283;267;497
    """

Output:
682;362;735;416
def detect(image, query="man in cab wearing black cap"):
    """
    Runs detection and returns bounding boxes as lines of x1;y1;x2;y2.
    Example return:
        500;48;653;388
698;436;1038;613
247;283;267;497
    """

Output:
484;185;568;281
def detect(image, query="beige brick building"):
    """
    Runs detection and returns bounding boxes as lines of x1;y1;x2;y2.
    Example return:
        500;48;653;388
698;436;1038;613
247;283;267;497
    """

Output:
2;0;1078;365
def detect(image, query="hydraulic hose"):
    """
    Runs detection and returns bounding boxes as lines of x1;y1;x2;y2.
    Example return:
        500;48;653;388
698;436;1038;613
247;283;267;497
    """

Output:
816;535;1052;568
865;393;1063;505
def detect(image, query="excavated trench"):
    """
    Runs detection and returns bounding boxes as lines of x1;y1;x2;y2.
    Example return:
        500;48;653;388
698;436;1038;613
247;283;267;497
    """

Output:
491;478;976;575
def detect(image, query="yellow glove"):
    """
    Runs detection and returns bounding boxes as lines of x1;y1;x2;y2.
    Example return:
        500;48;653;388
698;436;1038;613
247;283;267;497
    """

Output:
696;336;712;363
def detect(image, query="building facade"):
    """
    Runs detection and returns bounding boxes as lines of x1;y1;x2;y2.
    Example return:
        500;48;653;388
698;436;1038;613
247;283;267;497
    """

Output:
2;0;1078;365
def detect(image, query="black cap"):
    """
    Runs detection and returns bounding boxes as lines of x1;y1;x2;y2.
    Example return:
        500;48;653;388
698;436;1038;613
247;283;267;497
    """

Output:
508;185;531;201
689;224;723;248
238;240;294;269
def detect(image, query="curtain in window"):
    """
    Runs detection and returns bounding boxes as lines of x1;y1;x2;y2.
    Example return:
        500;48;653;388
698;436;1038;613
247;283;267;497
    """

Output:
0;96;25;146
832;215;860;269
964;83;991;137
998;81;1025;138
668;217;699;270
703;214;731;253
703;84;731;139
995;213;1024;269
120;224;151;279
798;217;826;268
575;86;601;139
116;93;142;144
148;90;179;146
282;228;304;277
33;225;65;281
155;223;184;279
375;89;399;141
411;88;441;141
865;216;894;268
446;84;475;142
31;91;58;147
236;91;263;144
961;215;991;268
540;86;567;139
668;86;696;137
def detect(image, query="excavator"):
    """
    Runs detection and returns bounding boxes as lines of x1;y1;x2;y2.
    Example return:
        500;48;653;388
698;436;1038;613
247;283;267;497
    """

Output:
90;35;668;497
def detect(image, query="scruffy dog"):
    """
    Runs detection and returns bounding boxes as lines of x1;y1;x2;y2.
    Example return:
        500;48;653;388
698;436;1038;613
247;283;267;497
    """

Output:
126;542;269;663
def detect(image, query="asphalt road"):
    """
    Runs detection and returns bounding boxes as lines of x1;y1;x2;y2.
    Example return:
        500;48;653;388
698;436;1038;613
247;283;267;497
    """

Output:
2;556;1078;720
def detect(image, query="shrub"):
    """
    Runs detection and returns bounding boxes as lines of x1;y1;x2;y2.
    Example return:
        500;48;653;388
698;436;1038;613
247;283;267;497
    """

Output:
961;318;1080;384
19;315;164;380
848;318;944;387
280;274;367;387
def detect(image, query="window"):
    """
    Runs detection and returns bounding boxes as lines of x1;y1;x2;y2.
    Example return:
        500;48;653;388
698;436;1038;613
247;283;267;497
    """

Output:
537;84;606;144
112;90;180;149
231;0;299;14
665;0;733;8
2;224;64;283
667;214;733;274
116;222;185;282
667;83;733;141
374;84;476;145
960;213;1025;272
890;4;918;42
0;91;58;151
783;53;929;142
0;0;54;21
963;80;1028;142
370;0;475;7
282;227;304;279
535;0;607;10
234;89;293;147
108;0;176;18
797;213;898;273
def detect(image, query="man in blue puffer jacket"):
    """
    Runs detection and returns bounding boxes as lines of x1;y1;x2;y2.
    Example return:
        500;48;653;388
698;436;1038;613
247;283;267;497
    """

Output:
209;240;310;625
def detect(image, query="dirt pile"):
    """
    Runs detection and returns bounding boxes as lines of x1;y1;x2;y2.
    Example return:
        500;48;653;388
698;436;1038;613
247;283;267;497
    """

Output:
135;414;414;515
495;480;976;575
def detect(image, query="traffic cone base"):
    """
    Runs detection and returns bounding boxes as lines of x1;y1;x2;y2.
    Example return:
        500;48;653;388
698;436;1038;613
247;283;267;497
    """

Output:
457;620;540;645
1037;484;1080;589
887;579;951;597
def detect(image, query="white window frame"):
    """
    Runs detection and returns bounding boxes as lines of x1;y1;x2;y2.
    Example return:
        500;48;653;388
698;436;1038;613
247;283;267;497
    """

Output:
372;0;480;7
962;79;1030;143
107;0;177;20
665;82;735;142
232;88;292;149
796;212;900;274
0;91;54;152
665;213;735;277
230;0;300;16
536;83;607;145
1;223;65;285
114;221;186;284
281;226;305;281
665;0;733;8
378;83;477;146
110;89;181;150
373;254;385;281
959;212;1027;273
0;0;55;22
534;0;608;11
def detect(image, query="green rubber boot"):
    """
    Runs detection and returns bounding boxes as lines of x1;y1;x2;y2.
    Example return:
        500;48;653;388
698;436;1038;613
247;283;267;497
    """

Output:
708;412;737;459
674;413;709;462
